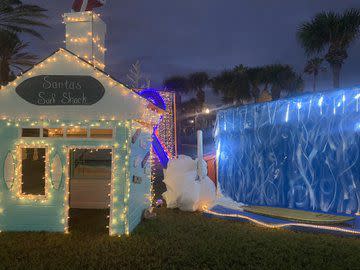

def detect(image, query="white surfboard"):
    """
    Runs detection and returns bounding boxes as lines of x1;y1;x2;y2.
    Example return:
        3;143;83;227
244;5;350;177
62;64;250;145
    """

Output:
4;152;15;189
51;154;62;190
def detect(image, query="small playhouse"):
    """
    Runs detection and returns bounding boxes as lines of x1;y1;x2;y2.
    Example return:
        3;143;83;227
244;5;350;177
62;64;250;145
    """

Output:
0;11;164;235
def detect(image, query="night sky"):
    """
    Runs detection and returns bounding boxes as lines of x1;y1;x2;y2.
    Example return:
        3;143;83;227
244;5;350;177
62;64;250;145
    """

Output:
25;0;360;103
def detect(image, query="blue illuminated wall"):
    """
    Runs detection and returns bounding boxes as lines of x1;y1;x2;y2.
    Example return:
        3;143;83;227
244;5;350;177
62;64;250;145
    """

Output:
215;88;360;214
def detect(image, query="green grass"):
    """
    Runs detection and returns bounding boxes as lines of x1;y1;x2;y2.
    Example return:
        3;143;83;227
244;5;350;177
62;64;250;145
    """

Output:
0;208;359;270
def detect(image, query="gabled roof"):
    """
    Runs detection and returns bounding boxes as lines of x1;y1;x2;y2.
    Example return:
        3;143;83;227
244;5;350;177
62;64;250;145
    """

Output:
0;48;163;124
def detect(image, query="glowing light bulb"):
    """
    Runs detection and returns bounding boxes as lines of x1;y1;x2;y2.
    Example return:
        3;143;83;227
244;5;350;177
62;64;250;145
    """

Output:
318;96;324;107
285;103;290;123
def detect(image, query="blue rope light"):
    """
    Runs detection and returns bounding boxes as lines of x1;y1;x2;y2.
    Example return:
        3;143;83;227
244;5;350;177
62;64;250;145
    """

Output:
139;89;169;167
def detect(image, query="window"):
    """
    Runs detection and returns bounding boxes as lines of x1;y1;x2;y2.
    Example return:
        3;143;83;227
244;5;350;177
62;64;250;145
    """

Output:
43;128;64;138
22;128;40;137
66;128;87;138
21;148;46;195
70;149;111;179
21;127;112;140
90;129;113;139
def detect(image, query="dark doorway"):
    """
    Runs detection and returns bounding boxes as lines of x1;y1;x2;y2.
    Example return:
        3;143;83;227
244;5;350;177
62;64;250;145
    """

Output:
68;148;112;233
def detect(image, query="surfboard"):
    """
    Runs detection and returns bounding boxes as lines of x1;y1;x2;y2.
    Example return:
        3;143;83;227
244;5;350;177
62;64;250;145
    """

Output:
52;154;62;189
243;206;354;225
4;152;15;189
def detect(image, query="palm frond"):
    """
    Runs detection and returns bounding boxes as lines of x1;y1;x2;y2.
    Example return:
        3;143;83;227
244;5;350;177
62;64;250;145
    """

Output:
338;8;360;48
297;9;360;56
0;2;48;38
304;57;326;75
163;76;189;93
296;12;336;54
0;31;37;82
188;72;209;93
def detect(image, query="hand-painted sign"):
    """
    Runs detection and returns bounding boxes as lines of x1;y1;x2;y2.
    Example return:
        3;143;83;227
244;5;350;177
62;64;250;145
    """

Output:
16;75;105;105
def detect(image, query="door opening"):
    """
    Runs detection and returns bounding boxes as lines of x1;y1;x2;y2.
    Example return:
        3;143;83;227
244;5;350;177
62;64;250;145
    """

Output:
68;148;112;233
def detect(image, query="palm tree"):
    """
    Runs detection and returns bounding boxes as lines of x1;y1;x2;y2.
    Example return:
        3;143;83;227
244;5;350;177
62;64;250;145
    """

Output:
0;0;48;39
247;64;303;100
266;64;304;99
246;66;266;100
304;57;326;91
164;73;210;111
0;31;37;84
187;72;209;107
163;75;189;93
297;9;360;88
212;68;251;104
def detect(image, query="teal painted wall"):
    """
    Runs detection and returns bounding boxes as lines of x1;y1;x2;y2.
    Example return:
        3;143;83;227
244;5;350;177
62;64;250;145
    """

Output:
128;129;152;233
0;121;151;234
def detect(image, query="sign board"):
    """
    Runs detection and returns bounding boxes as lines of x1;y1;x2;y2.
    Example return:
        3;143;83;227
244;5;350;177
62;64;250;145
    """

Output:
16;75;105;106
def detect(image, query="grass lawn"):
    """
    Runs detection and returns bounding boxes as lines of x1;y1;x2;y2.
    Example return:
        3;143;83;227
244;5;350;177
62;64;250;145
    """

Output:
0;208;359;270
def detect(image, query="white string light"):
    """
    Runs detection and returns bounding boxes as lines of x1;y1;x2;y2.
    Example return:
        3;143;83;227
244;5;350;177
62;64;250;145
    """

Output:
0;11;163;235
13;141;51;202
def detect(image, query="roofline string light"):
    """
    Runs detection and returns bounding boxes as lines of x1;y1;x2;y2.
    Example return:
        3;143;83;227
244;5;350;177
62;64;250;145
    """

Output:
0;49;162;125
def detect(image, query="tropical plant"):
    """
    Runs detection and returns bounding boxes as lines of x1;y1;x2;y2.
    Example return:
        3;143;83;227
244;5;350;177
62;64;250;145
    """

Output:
266;64;304;99
304;57;327;91
241;64;303;100
245;66;266;100
163;75;189;93
179;98;199;119
212;67;251;104
0;31;37;84
187;72;209;106
297;9;360;88
0;0;48;39
164;72;210;112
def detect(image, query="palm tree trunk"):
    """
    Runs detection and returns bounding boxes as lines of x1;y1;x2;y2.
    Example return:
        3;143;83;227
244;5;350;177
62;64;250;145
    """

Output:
252;85;261;99
196;89;205;108
313;74;317;92
331;63;341;89
0;60;10;84
271;86;281;100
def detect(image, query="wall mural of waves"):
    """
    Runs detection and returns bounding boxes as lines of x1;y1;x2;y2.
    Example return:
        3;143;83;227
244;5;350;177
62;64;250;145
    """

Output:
215;88;360;214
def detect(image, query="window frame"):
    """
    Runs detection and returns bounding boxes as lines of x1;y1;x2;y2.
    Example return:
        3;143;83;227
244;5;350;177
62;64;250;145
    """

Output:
16;145;50;201
43;128;65;138
64;127;88;139
20;127;42;138
89;128;114;140
19;127;115;140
